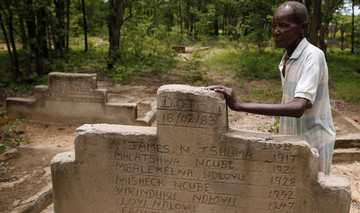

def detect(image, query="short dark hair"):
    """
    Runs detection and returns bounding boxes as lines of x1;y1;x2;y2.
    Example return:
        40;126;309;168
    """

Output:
278;1;308;25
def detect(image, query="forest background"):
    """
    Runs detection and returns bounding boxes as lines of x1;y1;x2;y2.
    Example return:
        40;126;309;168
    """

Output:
0;0;359;110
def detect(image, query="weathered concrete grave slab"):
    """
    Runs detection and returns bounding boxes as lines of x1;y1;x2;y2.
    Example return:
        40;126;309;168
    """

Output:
51;84;351;213
5;72;155;125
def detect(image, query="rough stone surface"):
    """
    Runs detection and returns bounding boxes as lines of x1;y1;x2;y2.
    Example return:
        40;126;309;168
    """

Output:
9;184;53;213
51;84;351;213
5;72;155;126
313;173;352;212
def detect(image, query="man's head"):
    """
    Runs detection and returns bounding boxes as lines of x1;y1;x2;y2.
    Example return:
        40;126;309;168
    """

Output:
272;1;308;53
278;1;308;25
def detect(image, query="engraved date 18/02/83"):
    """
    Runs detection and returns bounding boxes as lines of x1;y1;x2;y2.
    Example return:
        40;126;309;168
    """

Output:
159;111;216;127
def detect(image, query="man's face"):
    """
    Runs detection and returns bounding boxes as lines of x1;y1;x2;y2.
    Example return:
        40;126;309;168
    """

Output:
272;7;303;51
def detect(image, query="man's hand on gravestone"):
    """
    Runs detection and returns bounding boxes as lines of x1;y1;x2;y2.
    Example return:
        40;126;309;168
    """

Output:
209;85;240;111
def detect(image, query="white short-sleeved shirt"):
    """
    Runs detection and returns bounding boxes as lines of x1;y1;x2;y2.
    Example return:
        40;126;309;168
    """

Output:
279;38;335;175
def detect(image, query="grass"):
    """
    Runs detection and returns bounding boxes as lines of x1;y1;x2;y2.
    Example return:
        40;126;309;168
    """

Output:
203;47;283;80
327;50;360;103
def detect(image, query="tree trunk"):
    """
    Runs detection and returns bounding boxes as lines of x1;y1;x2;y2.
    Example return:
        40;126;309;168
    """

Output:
18;17;28;50
82;0;88;52
319;24;328;55
108;0;133;68
65;0;70;53
309;0;321;46
46;1;53;64
351;0;355;54
178;0;183;35
47;0;56;61
5;0;20;79
16;14;32;74
26;0;37;71
223;4;227;36
185;0;189;33
54;0;65;58
332;22;338;39
340;23;344;51
0;11;14;73
36;6;47;75
305;0;312;12
319;0;343;55
214;17;219;36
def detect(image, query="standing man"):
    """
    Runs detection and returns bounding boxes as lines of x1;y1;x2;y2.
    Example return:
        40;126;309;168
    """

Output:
210;1;335;175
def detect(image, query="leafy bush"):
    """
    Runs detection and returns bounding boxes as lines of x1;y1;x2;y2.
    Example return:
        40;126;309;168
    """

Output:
107;22;177;83
0;114;26;150
183;58;206;82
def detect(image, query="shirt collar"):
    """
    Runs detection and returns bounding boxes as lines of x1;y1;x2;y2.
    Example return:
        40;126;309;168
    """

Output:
287;38;309;60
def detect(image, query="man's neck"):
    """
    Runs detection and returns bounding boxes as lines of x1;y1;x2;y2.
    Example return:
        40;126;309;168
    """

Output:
286;36;304;57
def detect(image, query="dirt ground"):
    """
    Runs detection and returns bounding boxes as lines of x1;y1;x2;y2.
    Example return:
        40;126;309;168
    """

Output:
1;84;360;213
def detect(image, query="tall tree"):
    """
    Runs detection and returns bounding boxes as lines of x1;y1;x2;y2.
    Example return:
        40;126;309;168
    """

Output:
319;0;344;54
54;0;66;57
108;0;133;68
46;0;55;64
243;1;274;52
15;0;32;73
65;0;70;53
179;0;183;34
350;0;360;53
0;6;14;76
25;0;38;72
2;0;20;79
36;4;47;75
309;0;322;46
82;0;88;52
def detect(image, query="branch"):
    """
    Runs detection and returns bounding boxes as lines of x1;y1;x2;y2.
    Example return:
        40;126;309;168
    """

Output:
121;3;132;26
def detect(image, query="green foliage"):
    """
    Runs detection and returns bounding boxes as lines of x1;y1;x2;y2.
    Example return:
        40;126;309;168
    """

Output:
204;47;283;80
0;109;26;148
0;144;7;154
0;106;27;150
236;49;282;80
256;117;280;133
106;16;177;83
327;51;360;103
109;64;141;83
182;58;206;82
0;103;4;117
329;14;360;50
7;137;22;145
271;118;280;133
7;82;33;95
241;1;276;50
0;48;49;97
40;36;111;79
193;4;217;35
5;118;25;135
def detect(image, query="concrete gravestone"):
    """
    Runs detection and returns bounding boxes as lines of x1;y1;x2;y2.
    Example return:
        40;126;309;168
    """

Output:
51;85;351;213
6;72;155;125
